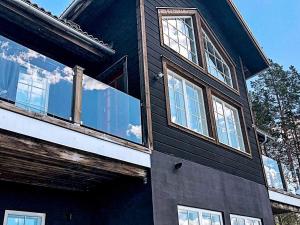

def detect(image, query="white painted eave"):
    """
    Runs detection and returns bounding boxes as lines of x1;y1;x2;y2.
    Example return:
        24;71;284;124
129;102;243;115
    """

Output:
269;190;300;208
0;108;151;168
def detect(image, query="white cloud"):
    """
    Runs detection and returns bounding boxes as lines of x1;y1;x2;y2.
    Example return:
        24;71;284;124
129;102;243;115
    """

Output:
82;76;109;91
127;124;142;139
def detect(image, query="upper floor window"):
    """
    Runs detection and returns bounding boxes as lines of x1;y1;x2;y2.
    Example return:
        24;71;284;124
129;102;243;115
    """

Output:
162;16;198;64
202;30;233;87
167;69;209;136
230;215;262;225
212;96;245;152
178;206;223;225
3;210;46;225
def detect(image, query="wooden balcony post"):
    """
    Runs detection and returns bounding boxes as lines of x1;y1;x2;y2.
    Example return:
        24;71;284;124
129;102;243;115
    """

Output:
72;66;84;125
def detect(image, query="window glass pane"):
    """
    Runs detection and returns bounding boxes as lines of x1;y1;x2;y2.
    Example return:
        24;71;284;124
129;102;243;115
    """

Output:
188;211;200;225
202;30;233;87
211;214;221;225
213;97;245;151
6;214;42;225
162;16;198;64
202;213;212;225
178;210;189;225
7;215;25;225
167;70;208;136
231;218;238;225
237;218;245;225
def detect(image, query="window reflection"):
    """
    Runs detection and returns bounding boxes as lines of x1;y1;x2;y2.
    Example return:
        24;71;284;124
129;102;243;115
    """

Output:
6;214;42;225
81;75;142;144
0;35;73;120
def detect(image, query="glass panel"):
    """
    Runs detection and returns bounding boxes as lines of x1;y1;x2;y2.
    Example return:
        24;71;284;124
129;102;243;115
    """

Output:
202;30;233;87
25;217;41;225
237;218;245;225
211;215;221;225
162;16;198;64
231;218;238;225
188;211;200;225
81;75;142;144
7;215;25;225
262;155;284;190
202;213;212;225
178;210;189;225
0;35;73;120
213;97;245;151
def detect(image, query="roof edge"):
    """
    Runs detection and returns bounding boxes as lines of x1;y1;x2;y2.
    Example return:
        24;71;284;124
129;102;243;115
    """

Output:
6;0;115;55
226;0;270;68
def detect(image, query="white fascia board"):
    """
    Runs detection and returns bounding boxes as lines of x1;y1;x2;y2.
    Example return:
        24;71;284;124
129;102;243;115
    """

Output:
0;108;151;168
269;190;300;208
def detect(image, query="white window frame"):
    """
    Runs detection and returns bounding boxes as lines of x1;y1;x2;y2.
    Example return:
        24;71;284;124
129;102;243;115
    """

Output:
167;69;209;137
202;30;233;88
162;16;199;64
230;214;262;225
178;205;224;225
3;210;46;225
212;96;246;152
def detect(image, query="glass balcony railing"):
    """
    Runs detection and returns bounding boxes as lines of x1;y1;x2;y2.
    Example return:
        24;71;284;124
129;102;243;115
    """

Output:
0;35;73;121
262;155;284;190
0;34;143;145
262;155;300;196
81;75;142;144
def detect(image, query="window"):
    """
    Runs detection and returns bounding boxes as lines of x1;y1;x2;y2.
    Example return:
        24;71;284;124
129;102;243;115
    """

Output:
162;16;198;64
167;69;209;136
178;206;223;225
212;96;245;152
3;211;45;225
202;30;233;87
230;215;262;225
15;68;49;114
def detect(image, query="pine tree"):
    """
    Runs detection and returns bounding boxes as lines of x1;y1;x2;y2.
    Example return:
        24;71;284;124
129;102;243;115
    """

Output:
250;61;300;183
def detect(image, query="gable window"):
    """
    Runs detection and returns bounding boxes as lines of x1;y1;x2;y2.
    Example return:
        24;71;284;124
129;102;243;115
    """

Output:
178;206;223;225
3;210;46;225
230;215;262;225
167;69;209;136
162;16;198;64
202;30;233;87
212;96;245;152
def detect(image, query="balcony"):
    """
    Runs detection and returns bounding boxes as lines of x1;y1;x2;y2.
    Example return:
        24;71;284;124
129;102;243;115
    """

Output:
262;155;300;213
0;34;143;145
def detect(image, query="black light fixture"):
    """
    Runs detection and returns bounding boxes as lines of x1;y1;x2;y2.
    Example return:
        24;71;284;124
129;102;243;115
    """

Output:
174;162;183;170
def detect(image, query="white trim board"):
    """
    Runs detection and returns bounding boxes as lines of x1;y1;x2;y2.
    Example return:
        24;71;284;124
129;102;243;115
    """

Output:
0;108;151;168
269;190;300;208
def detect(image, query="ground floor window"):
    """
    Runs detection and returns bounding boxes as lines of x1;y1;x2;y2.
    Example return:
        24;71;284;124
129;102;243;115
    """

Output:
3;210;45;225
230;214;262;225
178;205;223;225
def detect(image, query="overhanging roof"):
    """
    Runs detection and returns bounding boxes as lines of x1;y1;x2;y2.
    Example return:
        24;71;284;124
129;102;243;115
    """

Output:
0;0;115;71
61;0;269;77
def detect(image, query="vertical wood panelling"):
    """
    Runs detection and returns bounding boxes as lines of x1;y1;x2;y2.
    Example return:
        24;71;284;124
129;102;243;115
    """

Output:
144;0;265;184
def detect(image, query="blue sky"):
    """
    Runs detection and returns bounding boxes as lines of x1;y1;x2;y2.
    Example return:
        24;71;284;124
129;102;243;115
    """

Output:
33;0;300;70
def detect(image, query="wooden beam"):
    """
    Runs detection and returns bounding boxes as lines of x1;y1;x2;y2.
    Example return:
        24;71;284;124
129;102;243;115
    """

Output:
0;131;147;178
272;201;300;214
72;66;84;125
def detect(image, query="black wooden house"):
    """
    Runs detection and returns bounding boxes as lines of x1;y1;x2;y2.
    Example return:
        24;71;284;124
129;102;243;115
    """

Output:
0;0;283;225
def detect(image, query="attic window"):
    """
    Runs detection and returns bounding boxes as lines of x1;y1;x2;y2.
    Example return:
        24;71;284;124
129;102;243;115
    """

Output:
202;30;233;87
162;16;198;64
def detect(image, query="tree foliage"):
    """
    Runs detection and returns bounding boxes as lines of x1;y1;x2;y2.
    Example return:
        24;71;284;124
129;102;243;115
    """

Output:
250;61;300;176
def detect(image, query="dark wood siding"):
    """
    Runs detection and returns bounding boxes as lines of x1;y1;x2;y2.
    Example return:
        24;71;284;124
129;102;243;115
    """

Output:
144;0;265;184
0;180;153;225
73;0;141;98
